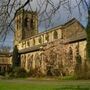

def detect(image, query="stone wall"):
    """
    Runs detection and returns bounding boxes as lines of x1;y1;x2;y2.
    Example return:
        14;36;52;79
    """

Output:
20;39;86;76
17;27;62;50
18;18;87;76
62;19;85;39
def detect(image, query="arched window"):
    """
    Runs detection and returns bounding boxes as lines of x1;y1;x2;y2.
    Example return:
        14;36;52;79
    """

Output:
45;33;49;41
68;47;73;60
24;17;28;27
27;54;33;70
21;55;26;68
30;15;34;29
27;41;30;47
53;31;58;39
34;53;40;68
76;44;79;54
33;38;35;45
38;36;42;44
30;55;33;69
75;53;82;64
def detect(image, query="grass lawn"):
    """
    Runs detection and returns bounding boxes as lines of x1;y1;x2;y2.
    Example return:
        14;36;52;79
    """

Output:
0;79;90;90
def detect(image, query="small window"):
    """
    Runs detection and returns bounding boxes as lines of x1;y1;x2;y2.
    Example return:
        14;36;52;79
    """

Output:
24;55;26;60
68;47;73;60
31;55;33;60
76;44;79;54
38;37;42;44
24;17;28;27
27;41;30;46
45;33;49;41
21;43;23;48
30;15;34;29
53;31;58;39
33;38;35;45
30;19;33;27
69;47;73;55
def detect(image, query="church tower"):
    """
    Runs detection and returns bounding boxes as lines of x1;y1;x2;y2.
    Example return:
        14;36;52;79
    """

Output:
14;9;38;45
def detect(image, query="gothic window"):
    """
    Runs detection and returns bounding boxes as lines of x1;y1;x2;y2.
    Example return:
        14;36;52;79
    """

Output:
33;38;35;45
29;55;33;69
21;55;23;59
40;53;44;64
68;47;73;60
23;15;29;28
76;43;79;54
27;41;30;47
30;15;34;29
28;60;32;70
75;53;82;64
22;55;26;68
38;36;42;44
31;55;33;61
45;33;49;41
35;53;40;69
21;43;23;48
22;41;26;46
69;47;73;55
39;53;47;70
27;55;32;70
24;17;28;27
53;30;58;39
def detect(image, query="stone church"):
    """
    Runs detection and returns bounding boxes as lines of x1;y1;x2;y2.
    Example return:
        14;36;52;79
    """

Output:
14;9;87;76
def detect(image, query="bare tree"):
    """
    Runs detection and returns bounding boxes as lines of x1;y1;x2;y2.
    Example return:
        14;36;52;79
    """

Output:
0;0;89;41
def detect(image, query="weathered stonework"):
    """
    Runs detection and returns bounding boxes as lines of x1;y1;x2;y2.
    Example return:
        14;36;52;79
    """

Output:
0;53;12;72
14;10;87;76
